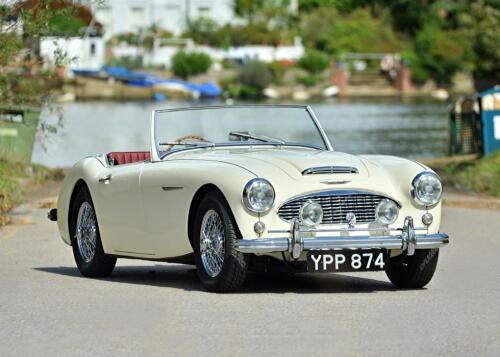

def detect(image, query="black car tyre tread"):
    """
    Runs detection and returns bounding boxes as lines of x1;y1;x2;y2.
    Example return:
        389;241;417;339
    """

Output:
70;186;116;277
385;249;439;288
193;191;248;292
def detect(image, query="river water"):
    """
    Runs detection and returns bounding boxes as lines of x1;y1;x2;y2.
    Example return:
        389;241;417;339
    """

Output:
32;100;449;167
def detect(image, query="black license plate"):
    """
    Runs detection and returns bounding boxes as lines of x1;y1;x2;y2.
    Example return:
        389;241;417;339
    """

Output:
307;249;388;273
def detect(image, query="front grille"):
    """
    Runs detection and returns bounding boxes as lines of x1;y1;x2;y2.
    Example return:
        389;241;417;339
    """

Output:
302;166;358;175
278;191;394;224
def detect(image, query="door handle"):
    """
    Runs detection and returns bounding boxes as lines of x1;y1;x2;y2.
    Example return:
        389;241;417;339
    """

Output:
98;174;112;183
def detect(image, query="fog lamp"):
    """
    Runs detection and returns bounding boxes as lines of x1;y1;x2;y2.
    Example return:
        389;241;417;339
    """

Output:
375;199;399;225
422;212;433;226
300;201;323;226
254;221;266;235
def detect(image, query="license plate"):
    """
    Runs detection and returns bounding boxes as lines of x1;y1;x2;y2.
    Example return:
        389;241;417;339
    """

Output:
307;249;388;273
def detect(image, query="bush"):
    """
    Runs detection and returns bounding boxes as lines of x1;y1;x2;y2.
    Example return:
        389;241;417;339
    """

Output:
171;51;212;79
298;50;330;74
239;61;272;91
412;23;471;85
267;61;287;85
296;74;318;87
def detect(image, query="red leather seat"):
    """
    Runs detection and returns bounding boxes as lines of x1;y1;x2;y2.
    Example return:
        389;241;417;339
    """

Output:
107;151;150;165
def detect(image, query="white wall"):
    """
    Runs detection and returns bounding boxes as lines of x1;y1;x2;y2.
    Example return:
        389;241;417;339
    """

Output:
40;37;105;71
112;38;305;69
83;0;235;39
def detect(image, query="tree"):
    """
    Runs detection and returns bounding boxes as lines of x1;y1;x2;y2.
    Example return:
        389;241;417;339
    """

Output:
0;0;99;105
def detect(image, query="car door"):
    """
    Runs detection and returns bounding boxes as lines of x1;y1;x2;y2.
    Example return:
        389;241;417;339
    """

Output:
94;162;148;256
139;160;194;258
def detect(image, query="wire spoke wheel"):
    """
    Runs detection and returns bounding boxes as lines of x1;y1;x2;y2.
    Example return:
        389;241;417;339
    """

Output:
75;202;97;263
200;209;225;277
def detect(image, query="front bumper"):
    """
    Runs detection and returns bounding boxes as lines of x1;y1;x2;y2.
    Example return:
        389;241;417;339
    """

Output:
235;216;449;259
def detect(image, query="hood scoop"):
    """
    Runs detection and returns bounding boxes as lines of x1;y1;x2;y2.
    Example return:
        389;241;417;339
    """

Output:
302;166;359;175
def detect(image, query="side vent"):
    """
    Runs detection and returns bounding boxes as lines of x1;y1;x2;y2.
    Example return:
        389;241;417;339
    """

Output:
302;166;359;175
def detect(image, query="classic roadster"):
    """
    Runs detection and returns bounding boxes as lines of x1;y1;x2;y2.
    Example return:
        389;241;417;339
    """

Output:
49;105;449;292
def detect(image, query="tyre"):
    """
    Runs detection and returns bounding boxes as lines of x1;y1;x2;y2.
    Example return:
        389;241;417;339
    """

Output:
69;186;116;277
385;249;439;288
193;191;248;292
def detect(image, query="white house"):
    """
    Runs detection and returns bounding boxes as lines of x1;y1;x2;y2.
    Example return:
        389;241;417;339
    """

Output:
39;36;105;71
75;0;236;39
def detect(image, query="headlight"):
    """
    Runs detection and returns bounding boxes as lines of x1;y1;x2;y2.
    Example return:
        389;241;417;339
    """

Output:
243;178;275;213
375;199;399;225
412;172;443;206
300;201;323;226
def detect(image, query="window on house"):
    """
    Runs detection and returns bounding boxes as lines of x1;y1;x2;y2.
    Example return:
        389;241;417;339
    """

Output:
90;43;96;56
197;6;211;17
130;6;146;30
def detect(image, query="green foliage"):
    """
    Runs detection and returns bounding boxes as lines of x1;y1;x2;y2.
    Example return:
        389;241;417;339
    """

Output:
0;159;64;227
458;1;500;78
239;61;272;90
223;61;273;98
267;61;288;85
301;8;407;55
412;23;471;85
296;74;318;87
171;51;212;79
298;50;330;74
438;152;500;197
47;14;86;35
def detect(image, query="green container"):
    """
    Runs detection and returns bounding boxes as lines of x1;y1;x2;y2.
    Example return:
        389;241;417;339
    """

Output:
0;105;40;164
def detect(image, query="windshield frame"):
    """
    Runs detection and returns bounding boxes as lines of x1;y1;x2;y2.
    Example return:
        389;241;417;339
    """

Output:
150;104;333;161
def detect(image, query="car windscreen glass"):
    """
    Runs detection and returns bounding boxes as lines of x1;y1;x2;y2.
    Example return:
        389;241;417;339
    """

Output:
154;106;328;157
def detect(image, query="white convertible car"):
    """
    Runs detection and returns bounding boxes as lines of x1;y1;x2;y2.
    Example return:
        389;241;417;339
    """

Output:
49;105;449;292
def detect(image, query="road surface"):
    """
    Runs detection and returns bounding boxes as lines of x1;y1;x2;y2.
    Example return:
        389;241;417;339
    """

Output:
1;184;499;356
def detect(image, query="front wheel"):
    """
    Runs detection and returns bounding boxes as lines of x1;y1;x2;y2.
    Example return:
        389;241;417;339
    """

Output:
193;191;248;292
385;249;439;288
70;187;116;277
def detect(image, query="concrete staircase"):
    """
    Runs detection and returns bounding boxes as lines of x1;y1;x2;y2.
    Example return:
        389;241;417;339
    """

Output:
343;69;400;97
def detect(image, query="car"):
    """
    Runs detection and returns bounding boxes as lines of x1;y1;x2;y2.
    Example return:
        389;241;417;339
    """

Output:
49;105;449;292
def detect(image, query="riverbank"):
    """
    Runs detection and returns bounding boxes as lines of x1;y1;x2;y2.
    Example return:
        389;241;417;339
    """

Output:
433;152;500;198
0;160;64;227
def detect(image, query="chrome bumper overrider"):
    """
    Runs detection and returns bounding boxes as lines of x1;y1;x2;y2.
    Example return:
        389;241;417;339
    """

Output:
235;216;449;259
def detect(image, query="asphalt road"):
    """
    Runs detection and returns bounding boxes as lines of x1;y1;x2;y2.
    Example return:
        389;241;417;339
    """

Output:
1;186;499;356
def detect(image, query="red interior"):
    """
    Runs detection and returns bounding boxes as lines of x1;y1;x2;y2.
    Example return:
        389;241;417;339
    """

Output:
107;151;150;165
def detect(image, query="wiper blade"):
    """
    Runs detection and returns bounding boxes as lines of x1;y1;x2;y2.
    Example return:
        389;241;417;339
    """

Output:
159;142;214;148
229;132;286;144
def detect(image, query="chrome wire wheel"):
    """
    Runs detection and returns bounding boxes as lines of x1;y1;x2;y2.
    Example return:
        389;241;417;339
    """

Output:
200;209;225;277
75;202;97;263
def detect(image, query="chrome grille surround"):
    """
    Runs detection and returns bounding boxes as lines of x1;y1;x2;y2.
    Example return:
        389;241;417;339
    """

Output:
302;166;358;175
277;190;398;225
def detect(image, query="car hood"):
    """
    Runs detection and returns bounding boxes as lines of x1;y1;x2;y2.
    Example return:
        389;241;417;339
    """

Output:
173;147;373;179
171;147;425;206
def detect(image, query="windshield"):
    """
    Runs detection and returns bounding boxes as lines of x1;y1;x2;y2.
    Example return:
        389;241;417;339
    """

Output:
154;106;330;158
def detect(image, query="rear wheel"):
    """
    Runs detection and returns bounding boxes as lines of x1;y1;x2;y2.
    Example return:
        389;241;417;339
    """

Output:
70;186;116;277
385;249;439;288
193;191;248;292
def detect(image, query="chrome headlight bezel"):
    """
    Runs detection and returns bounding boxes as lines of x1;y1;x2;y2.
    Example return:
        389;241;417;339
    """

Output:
375;199;399;225
299;200;323;226
243;178;275;213
411;172;443;207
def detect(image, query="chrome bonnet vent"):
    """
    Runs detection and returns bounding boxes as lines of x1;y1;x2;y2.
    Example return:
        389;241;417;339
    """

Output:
302;166;358;175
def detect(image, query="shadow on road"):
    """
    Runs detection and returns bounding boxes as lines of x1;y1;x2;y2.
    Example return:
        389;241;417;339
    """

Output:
34;264;399;294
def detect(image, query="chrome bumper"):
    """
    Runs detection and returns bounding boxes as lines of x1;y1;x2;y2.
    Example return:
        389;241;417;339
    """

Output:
235;216;449;259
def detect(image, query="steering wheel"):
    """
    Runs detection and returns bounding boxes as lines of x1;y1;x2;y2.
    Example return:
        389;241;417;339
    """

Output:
167;135;208;150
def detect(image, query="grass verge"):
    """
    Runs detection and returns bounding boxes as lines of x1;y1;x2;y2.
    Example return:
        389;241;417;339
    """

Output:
0;160;64;227
435;152;500;197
